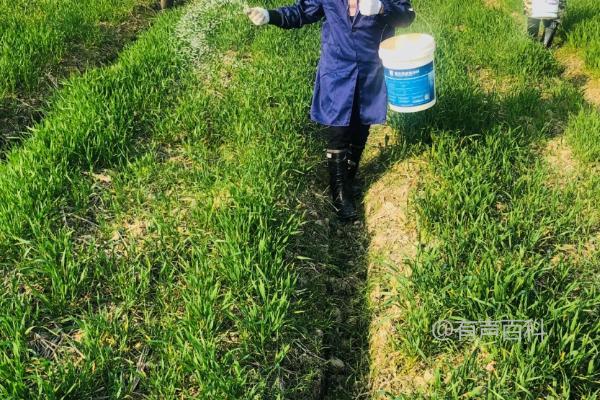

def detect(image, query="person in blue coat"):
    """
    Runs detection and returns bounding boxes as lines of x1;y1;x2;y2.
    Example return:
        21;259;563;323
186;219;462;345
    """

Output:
246;0;415;221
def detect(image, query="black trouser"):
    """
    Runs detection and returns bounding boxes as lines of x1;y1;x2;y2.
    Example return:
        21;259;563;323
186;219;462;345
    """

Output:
527;17;559;47
527;17;553;37
326;85;371;150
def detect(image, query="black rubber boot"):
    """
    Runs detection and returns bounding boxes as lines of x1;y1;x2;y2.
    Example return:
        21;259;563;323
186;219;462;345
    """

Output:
347;144;364;198
542;21;559;48
327;150;358;221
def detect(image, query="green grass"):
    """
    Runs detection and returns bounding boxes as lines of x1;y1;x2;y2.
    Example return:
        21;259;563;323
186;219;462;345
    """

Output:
0;0;156;154
1;0;599;398
0;0;154;97
0;10;187;398
379;0;600;398
566;108;600;163
0;0;328;397
403;131;599;398
562;0;600;72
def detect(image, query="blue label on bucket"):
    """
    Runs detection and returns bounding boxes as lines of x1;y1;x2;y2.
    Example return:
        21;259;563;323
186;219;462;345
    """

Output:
384;62;435;108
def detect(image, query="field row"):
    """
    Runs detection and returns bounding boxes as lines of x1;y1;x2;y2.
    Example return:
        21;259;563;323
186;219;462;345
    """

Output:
0;0;598;398
365;0;600;397
1;0;157;154
563;0;600;72
0;0;332;397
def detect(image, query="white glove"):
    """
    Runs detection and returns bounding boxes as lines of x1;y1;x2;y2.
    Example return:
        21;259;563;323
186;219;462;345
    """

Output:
359;0;383;16
245;7;269;26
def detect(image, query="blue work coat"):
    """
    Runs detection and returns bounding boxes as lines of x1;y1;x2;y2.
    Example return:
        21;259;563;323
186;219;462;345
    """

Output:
272;0;415;126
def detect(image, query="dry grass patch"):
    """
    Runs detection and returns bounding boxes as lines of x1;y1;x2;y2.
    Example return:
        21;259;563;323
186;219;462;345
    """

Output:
555;47;600;107
542;136;579;183
471;67;522;96
482;0;503;11
362;126;428;396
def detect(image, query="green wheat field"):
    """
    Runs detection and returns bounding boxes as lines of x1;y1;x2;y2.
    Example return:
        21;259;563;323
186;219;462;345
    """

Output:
0;0;598;398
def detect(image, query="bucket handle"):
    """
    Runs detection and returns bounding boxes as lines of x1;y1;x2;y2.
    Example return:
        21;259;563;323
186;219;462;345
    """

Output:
380;8;435;42
379;11;435;49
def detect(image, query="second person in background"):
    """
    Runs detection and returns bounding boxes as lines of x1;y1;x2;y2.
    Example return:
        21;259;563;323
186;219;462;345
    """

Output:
246;0;415;221
524;0;566;48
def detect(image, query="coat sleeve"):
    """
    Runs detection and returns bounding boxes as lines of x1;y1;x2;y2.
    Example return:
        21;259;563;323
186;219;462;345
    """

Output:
379;0;415;28
268;0;324;29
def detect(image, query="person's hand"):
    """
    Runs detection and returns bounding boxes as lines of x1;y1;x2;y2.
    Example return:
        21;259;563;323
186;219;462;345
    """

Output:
359;0;383;16
245;7;269;25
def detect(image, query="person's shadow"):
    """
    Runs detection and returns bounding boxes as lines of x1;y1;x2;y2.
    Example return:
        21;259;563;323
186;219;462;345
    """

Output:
300;58;586;398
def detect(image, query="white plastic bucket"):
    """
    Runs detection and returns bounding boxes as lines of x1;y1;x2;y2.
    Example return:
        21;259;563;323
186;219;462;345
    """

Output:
379;33;436;113
530;0;559;19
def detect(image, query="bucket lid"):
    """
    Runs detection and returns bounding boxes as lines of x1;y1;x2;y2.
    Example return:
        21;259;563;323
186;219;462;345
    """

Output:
379;33;436;62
